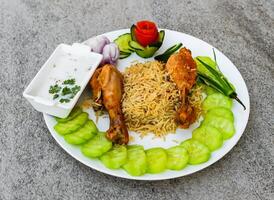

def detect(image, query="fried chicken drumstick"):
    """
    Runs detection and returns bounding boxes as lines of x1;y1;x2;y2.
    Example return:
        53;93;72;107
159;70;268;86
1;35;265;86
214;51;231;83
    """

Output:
90;64;129;144
166;47;197;128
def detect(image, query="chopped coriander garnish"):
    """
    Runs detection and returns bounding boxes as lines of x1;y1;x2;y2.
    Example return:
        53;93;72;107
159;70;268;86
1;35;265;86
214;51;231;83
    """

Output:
63;78;75;85
49;84;61;94
53;94;59;99
59;98;70;103
49;78;81;103
61;86;72;96
71;85;81;95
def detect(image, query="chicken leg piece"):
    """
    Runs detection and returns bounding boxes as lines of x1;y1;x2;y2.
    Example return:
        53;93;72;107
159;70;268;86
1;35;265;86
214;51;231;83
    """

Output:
90;64;129;144
166;48;197;128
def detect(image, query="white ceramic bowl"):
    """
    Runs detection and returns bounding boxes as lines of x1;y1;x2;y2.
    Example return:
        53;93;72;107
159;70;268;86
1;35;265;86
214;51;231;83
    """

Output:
23;43;102;118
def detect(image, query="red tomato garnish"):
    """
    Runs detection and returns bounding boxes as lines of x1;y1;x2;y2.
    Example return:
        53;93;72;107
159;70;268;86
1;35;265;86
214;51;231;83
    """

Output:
135;21;159;47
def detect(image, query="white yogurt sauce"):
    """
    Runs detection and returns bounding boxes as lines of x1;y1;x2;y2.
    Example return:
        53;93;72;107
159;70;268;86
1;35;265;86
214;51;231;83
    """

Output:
37;52;93;104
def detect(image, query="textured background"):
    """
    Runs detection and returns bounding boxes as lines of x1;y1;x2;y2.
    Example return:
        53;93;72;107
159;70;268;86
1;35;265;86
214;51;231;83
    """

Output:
0;0;273;199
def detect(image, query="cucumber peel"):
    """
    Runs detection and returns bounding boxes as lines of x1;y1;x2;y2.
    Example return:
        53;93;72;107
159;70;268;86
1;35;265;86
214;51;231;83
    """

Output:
154;43;183;62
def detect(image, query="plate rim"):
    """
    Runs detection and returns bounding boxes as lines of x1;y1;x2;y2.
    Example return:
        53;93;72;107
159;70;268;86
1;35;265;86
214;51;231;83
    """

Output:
43;28;250;180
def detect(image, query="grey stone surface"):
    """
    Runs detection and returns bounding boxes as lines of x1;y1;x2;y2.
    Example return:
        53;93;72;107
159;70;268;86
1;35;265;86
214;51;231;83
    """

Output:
0;0;273;199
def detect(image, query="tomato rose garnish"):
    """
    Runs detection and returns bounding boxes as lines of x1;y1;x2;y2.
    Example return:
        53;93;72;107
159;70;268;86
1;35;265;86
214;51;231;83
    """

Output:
134;21;159;47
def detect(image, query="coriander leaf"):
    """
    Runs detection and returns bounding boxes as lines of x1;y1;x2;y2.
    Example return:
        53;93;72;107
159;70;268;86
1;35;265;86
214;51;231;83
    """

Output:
49;84;61;94
61;87;72;96
53;94;59;99
59;98;70;103
71;85;81;95
63;78;76;85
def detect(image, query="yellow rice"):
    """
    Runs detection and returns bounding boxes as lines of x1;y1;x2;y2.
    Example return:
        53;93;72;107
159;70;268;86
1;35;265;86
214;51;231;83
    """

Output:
122;61;180;137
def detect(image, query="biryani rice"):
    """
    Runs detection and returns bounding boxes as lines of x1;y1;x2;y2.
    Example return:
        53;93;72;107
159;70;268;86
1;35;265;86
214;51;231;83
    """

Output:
122;61;181;137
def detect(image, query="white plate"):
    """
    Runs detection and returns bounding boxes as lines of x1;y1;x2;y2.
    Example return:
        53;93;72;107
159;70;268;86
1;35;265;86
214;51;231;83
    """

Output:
43;29;250;180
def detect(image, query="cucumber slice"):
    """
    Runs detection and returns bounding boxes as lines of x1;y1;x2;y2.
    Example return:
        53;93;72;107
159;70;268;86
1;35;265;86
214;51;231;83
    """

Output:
130;24;137;41
114;33;134;53
203;115;235;139
180;139;210;165
192;125;223;151
81;132;112;158
206;107;234;122
205;86;218;95
166;146;189;170
123;147;147;176
64;120;97;145
55;106;82;122
146;147;167;173
129;41;145;51
64;135;86;145
127;145;144;151
100;145;127;169
154;43;183;62
54;112;88;135
136;46;159;58
202;93;232;112
119;52;131;59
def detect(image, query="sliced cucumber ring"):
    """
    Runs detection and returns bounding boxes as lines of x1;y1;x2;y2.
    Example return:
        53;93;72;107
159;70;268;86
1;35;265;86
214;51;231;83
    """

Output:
119;52;131;59
206;107;234;122
146;147;167;173
192;125;223;151
123;146;147;176
129;40;145;51
81;132;112;158
180;139;211;165
203;115;235;139
55;106;82;123
202;93;232;111
166;146;189;170
64;120;97;145
135;46;159;58
54;112;88;135
114;33;134;53
100;145;127;169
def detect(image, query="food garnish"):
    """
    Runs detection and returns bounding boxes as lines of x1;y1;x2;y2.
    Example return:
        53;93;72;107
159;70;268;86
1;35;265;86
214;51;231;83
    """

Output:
84;35;119;65
84;35;110;54
123;145;146;176
154;43;183;62
54;112;88;135
81;132;113;158
113;33;134;58
114;20;165;58
192;126;223;151
100;145;127;169
166;146;189;170
55;106;82;122
101;43;120;65
195;51;246;110
133;21;159;47
49;78;81;103
63;78;76;85
49;84;61;94
180;139;210;165
146;147;167;173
